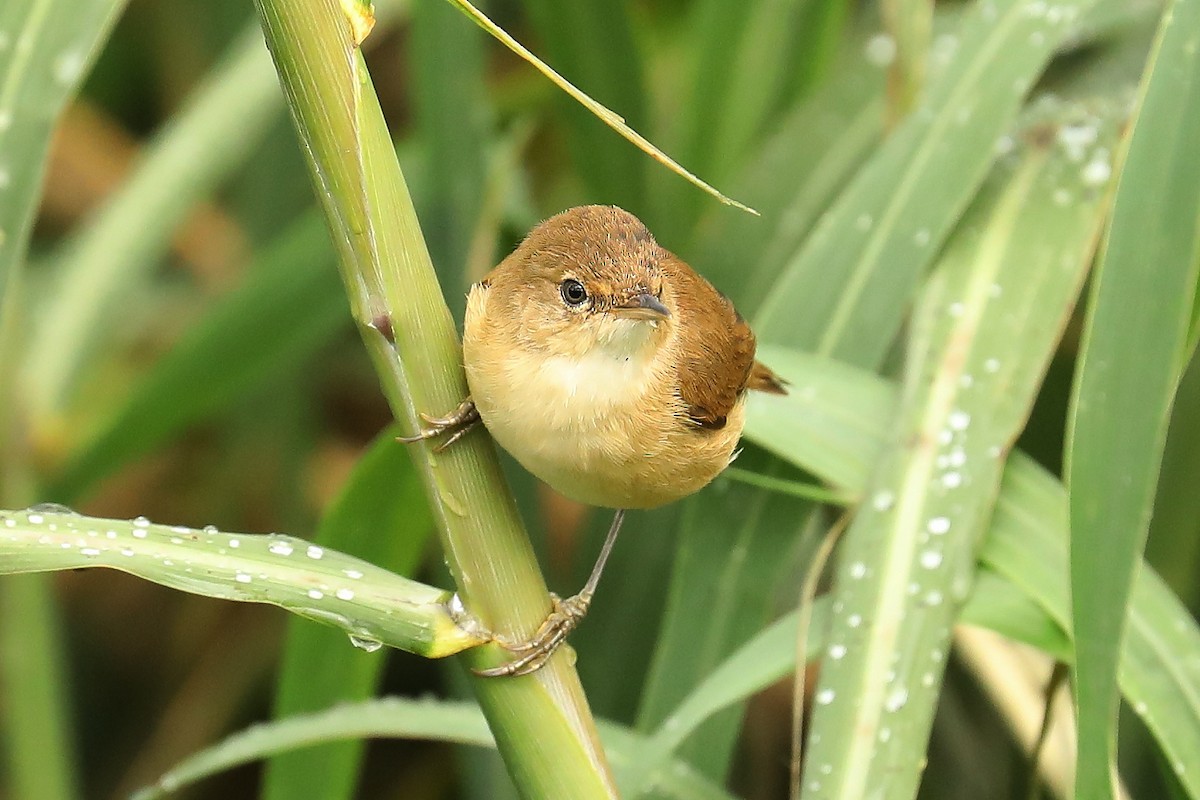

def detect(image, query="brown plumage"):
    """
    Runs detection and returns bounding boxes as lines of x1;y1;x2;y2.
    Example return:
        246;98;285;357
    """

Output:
460;205;785;509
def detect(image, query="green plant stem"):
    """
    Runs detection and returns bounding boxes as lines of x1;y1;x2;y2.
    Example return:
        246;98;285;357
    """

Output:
252;0;617;795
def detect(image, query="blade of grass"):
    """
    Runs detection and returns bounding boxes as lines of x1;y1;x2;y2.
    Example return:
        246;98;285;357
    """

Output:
519;0;647;211
251;0;617;793
50;212;342;500
442;0;753;214
0;5;127;800
0;575;79;800
22;25;284;436
796;96;1112;798
880;0;932;123
0;507;481;657
1064;0;1200;796
635;449;817;785
742;346;1200;797
263;428;434;800
134;698;737;800
754;0;1101;366
411;0;488;302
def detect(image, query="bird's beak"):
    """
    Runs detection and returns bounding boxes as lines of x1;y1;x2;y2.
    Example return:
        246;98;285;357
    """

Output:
611;293;670;320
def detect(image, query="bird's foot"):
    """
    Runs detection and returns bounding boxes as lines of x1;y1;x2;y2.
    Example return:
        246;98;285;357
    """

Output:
397;398;480;453
474;592;592;678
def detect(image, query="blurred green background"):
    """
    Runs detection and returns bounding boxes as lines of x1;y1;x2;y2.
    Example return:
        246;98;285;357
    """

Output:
1;0;1198;798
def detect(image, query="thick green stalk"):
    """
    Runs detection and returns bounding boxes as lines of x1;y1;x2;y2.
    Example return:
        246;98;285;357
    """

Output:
251;1;616;796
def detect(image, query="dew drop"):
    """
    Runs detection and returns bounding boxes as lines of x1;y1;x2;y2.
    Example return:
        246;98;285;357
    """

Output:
879;727;892;742
942;471;963;489
229;538;240;548
306;545;324;560
948;301;964;317
268;541;294;556
133;516;150;528
235;572;252;584
120;548;135;557
920;550;944;569
848;613;863;628
203;524;218;534
948;410;971;431
922;671;937;688
849;561;867;579
336;588;355;601
307;589;324;600
924;590;944;607
885;687;909;712
27;513;44;525
132;529;148;540
816;688;836;705
1082;156;1112;186
343;569;364;579
872;490;895;511
984;357;1001;373
349;634;383;653
829;643;847;660
80;547;101;556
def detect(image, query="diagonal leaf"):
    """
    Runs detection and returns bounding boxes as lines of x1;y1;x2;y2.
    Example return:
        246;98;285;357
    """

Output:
22;26;284;428
797;93;1115;799
51;213;342;500
1065;0;1200;796
754;0;1101;366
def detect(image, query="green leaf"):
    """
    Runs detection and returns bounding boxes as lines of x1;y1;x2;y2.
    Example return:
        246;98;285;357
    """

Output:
51;213;342;500
0;507;479;657
0;5;127;800
754;0;1102;367
22;26;285;426
263;428;434;800
133;699;736;800
519;0;646;211
797;92;1114;799
635;453;815;783
411;0;489;301
0;0;125;310
1065;0;1200;796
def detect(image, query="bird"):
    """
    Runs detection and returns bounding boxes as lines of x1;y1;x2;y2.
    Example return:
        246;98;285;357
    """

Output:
403;205;785;676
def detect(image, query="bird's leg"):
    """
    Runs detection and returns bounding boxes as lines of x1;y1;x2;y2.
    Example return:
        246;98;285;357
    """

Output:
397;397;481;453
475;509;627;678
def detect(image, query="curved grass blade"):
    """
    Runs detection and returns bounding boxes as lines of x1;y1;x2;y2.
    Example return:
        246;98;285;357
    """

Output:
132;699;735;800
1065;0;1200;795
442;0;755;214
0;507;481;658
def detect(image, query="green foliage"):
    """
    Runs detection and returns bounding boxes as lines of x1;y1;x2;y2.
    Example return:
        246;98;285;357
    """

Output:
1;0;1198;799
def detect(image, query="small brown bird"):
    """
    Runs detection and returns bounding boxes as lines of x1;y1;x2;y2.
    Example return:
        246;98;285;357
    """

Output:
405;205;784;675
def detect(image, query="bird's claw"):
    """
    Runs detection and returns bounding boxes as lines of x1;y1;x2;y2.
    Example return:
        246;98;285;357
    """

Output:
397;398;481;453
473;593;593;678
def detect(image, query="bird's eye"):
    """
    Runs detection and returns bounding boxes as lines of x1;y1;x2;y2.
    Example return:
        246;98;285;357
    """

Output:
560;279;589;307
